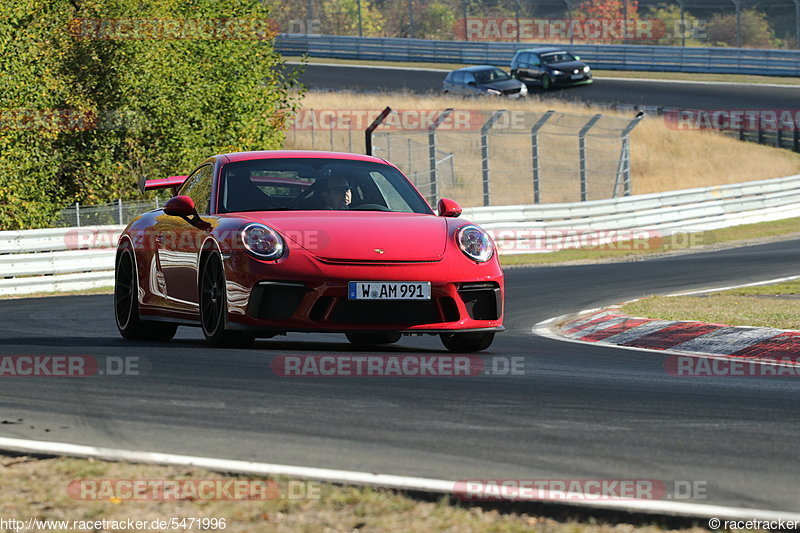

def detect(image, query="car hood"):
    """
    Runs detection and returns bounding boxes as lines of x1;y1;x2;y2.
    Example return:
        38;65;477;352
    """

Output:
546;61;586;72
238;211;448;261
480;78;522;91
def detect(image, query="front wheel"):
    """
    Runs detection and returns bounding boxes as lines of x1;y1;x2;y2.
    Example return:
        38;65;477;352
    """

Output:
200;253;254;348
541;74;552;90
440;332;495;353
114;248;177;341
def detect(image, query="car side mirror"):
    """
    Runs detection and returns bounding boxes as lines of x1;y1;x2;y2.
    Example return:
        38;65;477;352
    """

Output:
164;195;196;217
437;198;462;218
574;55;581;60
467;81;476;86
163;195;211;230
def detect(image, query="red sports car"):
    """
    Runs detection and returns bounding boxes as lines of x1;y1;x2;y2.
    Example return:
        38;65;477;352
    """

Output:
114;151;504;352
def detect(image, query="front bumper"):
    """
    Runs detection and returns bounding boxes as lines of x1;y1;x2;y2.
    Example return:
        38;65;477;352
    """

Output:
223;253;505;334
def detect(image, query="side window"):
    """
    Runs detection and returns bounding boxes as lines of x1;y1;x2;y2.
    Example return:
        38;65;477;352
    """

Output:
529;53;541;66
463;72;475;84
453;71;465;84
178;165;213;214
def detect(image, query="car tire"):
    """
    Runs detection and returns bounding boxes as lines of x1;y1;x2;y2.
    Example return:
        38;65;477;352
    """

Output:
346;332;402;346
439;332;495;353
541;74;552;90
115;247;177;341
200;253;254;348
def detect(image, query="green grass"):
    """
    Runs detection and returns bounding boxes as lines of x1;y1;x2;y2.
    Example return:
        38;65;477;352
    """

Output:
284;55;800;86
622;280;800;329
499;217;800;267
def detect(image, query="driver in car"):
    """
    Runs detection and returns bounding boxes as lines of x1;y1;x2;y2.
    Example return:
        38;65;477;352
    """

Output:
319;178;352;210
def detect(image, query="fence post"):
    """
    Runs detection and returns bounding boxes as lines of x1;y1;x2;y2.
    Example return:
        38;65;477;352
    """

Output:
530;110;555;204
481;110;507;207
579;114;603;202
75;202;81;228
777;128;784;149
118;198;123;224
614;112;646;198
795;126;800;152
428;108;454;205
365;106;392;156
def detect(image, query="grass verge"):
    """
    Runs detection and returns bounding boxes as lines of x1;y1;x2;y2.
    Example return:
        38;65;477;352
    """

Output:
0;286;113;300
621;280;800;330
498;217;800;267
0;453;721;532
284;55;800;86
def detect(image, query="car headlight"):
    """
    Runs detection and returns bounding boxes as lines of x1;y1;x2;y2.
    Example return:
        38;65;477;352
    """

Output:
583;65;591;72
457;225;494;262
551;70;563;76
486;88;501;95
241;223;285;260
519;84;528;94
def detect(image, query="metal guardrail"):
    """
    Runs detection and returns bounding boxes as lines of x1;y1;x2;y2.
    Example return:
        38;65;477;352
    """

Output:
464;174;800;254
1;174;799;294
0;226;122;296
276;34;800;77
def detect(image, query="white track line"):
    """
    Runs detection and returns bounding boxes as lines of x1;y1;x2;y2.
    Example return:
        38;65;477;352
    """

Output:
0;436;799;520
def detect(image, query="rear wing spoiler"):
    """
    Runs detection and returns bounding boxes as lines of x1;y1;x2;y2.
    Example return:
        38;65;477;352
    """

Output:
138;175;188;195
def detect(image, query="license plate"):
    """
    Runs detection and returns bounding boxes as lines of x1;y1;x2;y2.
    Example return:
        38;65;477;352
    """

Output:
571;74;584;80
348;281;431;301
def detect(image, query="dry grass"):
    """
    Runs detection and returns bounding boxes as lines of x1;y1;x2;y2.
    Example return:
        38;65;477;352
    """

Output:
622;280;800;330
285;91;800;206
0;454;721;533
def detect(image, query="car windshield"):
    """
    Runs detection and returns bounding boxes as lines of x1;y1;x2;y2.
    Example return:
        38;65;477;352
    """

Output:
472;68;511;84
217;158;433;214
540;52;576;64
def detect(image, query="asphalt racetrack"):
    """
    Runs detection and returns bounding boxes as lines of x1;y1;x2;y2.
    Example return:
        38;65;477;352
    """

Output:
2;239;799;513
296;62;800;110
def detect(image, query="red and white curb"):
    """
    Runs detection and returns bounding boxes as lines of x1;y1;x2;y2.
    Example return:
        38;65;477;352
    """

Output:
534;276;800;370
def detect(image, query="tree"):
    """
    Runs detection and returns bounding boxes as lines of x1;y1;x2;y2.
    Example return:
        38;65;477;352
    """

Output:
320;0;384;36
644;4;704;46
572;0;640;44
0;0;301;229
707;9;777;48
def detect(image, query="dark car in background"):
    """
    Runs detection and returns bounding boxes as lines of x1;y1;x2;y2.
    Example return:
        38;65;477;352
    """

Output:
443;65;528;98
510;48;592;90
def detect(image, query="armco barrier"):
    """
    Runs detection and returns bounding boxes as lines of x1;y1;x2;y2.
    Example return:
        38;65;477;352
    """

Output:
0;226;123;297
276;34;800;77
1;174;799;295
464;174;800;254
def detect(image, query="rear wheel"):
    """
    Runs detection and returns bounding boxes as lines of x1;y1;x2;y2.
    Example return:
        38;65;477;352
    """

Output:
114;248;177;341
346;332;402;346
541;74;552;90
200;253;254;348
439;332;495;353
